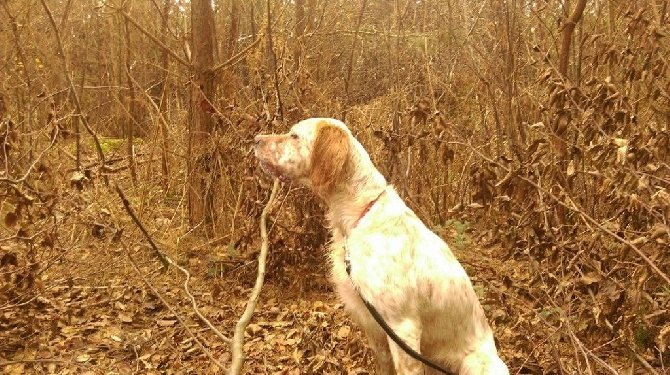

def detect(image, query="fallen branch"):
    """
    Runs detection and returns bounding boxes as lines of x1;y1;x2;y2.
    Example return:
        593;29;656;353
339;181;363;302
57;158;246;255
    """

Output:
630;348;660;375
115;185;170;269
171;260;232;346
228;179;280;375
116;185;233;365
123;245;226;371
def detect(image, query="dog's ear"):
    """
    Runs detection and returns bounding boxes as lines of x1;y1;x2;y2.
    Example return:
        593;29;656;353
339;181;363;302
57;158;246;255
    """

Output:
310;123;352;196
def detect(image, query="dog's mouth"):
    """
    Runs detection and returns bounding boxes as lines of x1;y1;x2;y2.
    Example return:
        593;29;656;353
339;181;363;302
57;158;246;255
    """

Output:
259;161;291;183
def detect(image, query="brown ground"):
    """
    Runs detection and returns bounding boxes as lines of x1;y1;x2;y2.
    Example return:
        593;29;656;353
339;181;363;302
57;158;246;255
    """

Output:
0;208;553;375
0;169;662;374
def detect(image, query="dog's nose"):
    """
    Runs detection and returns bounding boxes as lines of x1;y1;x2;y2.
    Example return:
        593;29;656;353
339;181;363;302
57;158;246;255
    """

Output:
254;135;263;147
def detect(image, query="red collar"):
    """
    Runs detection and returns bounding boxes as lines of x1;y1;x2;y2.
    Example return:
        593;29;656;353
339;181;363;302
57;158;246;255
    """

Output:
352;190;385;229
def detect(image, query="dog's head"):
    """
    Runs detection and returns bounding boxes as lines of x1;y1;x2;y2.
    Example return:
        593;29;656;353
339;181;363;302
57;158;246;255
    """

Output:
254;118;354;196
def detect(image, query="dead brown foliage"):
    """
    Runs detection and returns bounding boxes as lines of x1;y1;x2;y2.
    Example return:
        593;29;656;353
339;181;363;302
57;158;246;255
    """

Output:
1;0;669;374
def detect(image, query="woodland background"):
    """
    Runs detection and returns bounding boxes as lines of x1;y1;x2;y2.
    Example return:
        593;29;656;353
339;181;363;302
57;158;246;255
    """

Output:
1;0;669;373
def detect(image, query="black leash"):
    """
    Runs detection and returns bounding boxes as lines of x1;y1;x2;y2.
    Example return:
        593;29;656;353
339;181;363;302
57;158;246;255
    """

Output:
345;261;456;374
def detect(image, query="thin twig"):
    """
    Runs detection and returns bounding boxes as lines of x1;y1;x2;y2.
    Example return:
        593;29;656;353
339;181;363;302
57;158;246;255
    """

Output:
170;260;232;345
119;10;190;67
630;349;660;375
0;126;58;185
228;179;280;375
210;33;264;73
566;331;620;375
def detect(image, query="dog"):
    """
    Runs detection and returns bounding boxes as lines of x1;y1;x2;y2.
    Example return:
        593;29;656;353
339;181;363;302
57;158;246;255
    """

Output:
254;118;509;374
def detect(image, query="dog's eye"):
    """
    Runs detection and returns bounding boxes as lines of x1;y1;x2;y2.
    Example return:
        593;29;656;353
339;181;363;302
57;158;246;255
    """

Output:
290;133;299;140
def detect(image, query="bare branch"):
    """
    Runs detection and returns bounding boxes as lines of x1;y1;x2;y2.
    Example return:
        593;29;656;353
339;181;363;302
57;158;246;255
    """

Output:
170;261;232;345
210;33;264;74
39;0;107;183
0;126;58;185
117;185;233;357
120;10;190;68
228;179;280;375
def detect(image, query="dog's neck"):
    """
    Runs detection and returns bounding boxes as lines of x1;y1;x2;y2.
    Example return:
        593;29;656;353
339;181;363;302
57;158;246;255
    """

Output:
323;143;387;237
352;189;385;229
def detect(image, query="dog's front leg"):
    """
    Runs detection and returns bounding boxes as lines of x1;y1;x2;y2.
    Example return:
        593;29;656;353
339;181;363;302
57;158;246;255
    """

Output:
366;328;395;375
386;319;424;374
347;309;396;374
352;306;395;374
335;281;396;374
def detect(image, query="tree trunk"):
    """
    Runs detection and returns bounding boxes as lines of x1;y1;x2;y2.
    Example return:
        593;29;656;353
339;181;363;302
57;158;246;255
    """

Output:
188;0;217;230
342;0;368;122
226;0;240;60
294;0;306;70
159;0;171;191
123;7;138;186
558;0;587;78
265;0;283;123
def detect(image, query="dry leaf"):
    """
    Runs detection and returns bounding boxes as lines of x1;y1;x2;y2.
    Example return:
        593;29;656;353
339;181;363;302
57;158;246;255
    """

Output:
118;313;133;323
613;138;628;165
247;323;262;334
157;319;177;327
4;211;18;227
566;159;575;176
336;325;351;339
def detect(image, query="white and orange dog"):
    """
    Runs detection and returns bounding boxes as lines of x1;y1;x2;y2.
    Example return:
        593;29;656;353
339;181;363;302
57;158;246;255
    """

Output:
254;118;508;374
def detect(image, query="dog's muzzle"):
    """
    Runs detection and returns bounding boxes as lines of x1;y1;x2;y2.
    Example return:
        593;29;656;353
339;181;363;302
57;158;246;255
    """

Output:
254;136;291;183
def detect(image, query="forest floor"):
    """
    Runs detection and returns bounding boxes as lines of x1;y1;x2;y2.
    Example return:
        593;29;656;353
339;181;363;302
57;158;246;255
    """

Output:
0;166;633;375
0;213;547;375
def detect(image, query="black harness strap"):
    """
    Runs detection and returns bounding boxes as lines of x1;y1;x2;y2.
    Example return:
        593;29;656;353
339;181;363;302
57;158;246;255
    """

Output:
345;261;456;375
